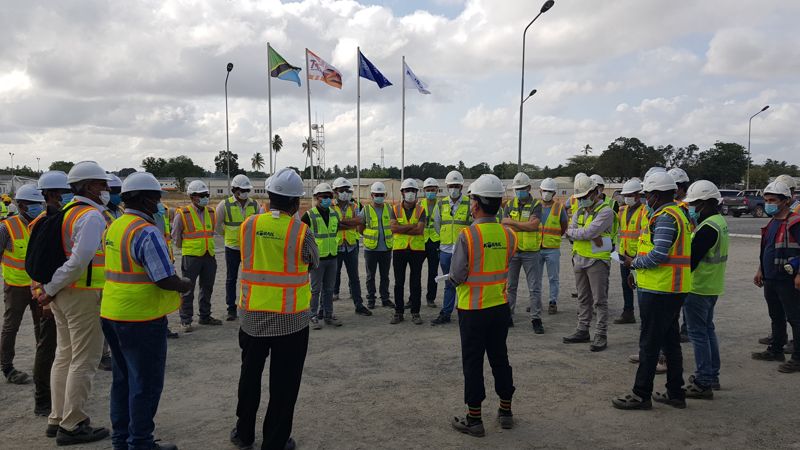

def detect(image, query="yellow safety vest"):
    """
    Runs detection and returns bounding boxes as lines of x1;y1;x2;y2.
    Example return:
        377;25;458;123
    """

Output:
178;205;215;257
101;214;180;321
456;222;516;310
162;205;174;262
223;196;259;248
540;201;564;249
677;200;696;232
507;197;542;252
618;203;647;257
62;202;107;290
308;207;339;258
422;199;440;243
0;202;7;219
333;203;359;246
571;202;613;261
439;197;471;245
238;212;311;313
690;214;728;296
2;215;31;286
636;205;692;293
362;204;393;250
392;203;425;251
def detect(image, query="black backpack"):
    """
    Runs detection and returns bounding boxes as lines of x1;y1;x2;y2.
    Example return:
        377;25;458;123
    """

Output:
26;202;91;285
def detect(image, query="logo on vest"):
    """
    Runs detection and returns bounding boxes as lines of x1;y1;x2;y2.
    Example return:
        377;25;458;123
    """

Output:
256;230;281;240
484;241;506;250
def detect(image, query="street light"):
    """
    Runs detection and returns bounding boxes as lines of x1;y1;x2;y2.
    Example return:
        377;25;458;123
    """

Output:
8;153;14;177
36;157;40;173
517;0;555;172
225;62;234;194
522;89;538;104
746;105;769;190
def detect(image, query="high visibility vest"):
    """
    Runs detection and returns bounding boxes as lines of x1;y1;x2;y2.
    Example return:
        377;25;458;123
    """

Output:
601;196;620;246
2;215;32;286
0;202;7;219
362;204;392;250
677;200;696;232
762;213;800;268
618;204;647;257
568;195;578;215
178;205;215;257
792;201;800;215
308;207;339;257
223;196;259;248
571;202;614;260
439;196;471;245
333;203;359;246
392;203;425;251
637;205;692;293
422;199;440;243
540;201;564;249
101;214;180;321
691;214;728;296
238;212;311;313
163;206;174;262
62;202;107;290
507;197;542;252
456;222;515;310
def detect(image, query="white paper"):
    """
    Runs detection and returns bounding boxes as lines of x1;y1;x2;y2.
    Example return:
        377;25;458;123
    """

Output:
610;251;624;264
435;274;450;283
591;236;613;254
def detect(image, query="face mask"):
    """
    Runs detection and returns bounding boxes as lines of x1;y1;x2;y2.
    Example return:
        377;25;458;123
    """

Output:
578;198;593;209
61;193;75;205
425;192;437;200
237;191;250;200
373;196;385;205
516;190;529;200
197;197;210;207
624;197;638;207
765;203;780;216
338;192;351;202
404;192;417;202
25;204;44;218
320;198;332;208
157;202;166;215
542;191;555;202
448;188;461;198
109;193;122;206
687;205;700;222
99;191;111;206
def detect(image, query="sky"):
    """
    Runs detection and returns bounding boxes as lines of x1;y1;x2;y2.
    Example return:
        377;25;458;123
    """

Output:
2;0;799;175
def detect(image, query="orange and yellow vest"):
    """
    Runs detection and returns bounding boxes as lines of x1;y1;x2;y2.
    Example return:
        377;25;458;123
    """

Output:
636;205;692;293
540;201;564;249
178;205;216;257
618;203;647;257
392;203;425;251
2;215;31;286
456;222;516;310
62;202;107;290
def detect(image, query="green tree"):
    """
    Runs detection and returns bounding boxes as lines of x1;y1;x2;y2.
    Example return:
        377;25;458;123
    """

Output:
251;152;265;171
118;168;137;177
582;144;593;156
142;157;167;175
271;134;283;170
748;166;770;189
593;137;664;181
49;161;74;173
761;158;799;177
214;150;243;176
469;162;492;177
563;155;599;177
694;142;748;187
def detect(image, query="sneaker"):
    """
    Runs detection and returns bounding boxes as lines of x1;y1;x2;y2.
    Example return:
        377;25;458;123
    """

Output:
310;317;322;330
548;303;558;315
613;310;636;324
431;314;451;326
324;316;343;327
381;300;395;308
751;350;785;362
411;314;423;325
611;392;652;410
656;355;667;374
226;311;238;321
355;305;373;316
199;316;223;326
450;416;485;437
758;335;773;346
55;419;110;446
590;334;607;352
46;424;58;438
497;410;514;429
390;313;404;324
180;323;194;333
230;427;254;450
531;319;544;335
652;391;686;409
563;330;590;344
98;355;112;372
684;382;713;399
689;375;720;391
4;368;32;384
166;329;179;339
778;358;800;373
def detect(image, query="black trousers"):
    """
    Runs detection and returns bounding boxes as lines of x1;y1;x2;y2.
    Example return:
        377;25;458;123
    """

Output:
764;279;800;360
458;304;515;406
423;241;440;302
33;309;57;412
235;327;309;450
633;291;685;400
393;250;425;314
364;250;391;303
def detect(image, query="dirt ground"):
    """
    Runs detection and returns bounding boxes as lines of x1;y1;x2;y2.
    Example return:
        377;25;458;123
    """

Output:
2;229;799;449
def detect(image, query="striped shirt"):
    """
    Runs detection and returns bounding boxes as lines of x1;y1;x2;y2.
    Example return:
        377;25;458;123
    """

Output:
632;203;678;272
126;209;176;283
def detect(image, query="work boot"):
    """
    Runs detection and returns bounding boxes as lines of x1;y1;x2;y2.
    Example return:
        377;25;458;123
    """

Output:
548;303;558;315
390;313;404;324
199;316;223;326
55;419;110;446
563;329;590;344
381;299;395;308
310;317;322;330
497;409;514;429
684;382;713;399
431;314;451;326
450;416;485;437
427;300;437;308
758;335;773;346
355;305;373;316
324;316;342;327
778;358;800;373
590;334;607;352
367;301;376;309
751;350;785;362
531;319;544;335
230;427;254;450
98;355;112;372
4;368;31;384
411;314;423;325
611;392;652;410
652;391;686;409
226;310;237;321
613;310;636;324
689;374;720;391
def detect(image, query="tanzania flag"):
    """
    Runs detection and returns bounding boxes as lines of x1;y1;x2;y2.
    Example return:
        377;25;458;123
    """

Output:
268;46;302;86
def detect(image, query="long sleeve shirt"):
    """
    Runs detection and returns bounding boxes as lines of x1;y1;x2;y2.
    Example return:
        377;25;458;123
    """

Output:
125;209;176;282
567;201;614;269
449;217;517;286
171;203;211;248
434;194;471;254
632;203;678;270
214;198;264;250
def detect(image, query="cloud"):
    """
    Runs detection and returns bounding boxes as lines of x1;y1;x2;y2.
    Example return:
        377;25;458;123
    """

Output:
704;28;800;79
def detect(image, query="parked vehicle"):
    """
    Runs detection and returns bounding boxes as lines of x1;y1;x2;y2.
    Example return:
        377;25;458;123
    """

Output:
719;189;740;216
723;189;765;218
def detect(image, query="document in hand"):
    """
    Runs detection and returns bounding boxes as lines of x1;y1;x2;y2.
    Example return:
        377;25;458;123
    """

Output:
591;236;613;254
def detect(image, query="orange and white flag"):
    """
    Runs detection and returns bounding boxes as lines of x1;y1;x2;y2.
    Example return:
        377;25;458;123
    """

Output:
306;49;342;89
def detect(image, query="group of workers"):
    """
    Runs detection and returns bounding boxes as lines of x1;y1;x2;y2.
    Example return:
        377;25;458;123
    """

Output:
1;159;798;448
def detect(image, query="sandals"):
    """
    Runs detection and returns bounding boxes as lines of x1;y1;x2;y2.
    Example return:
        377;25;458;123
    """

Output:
611;392;652;410
5;369;32;385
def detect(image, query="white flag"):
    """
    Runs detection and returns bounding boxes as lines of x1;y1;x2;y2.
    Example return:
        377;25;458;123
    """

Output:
403;61;430;94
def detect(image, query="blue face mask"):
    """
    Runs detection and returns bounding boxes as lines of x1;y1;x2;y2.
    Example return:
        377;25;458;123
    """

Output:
61;193;74;205
578;198;593;209
687;205;700;222
425;192;437;200
373;196;385;205
765;203;780;216
156;202;166;215
109;193;122;206
320;198;332;208
516;190;529;200
25;204;44;218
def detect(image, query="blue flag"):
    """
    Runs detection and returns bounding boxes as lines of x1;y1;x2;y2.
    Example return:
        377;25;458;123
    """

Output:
358;50;392;89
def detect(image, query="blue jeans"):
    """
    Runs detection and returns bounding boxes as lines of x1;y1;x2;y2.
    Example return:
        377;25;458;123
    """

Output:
683;294;720;388
102;317;168;450
439;251;456;318
538;248;560;305
335;246;363;306
225;247;241;313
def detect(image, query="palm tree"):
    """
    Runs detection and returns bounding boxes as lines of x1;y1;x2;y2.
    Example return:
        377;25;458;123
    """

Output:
271;134;283;170
251;152;265;171
302;137;319;181
582;144;593;156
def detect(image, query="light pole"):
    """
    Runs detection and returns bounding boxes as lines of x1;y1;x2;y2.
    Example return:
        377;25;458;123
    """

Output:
746;105;769;190
8;152;14;177
517;0;555;172
36;157;40;173
225;62;234;194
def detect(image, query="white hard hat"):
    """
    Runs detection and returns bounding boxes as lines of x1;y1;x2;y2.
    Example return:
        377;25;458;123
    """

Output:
511;172;531;189
15;184;45;202
644;166;666;182
668;167;690;184
121;172;162;194
313;183;334;195
764;181;792;198
401;178;419;191
575;172;587;179
108;174;123;188
683;180;722;204
371;182;387;194
187;180;209;195
642;172;678;193
231;174;253;190
38;171;70;190
590;174;606;186
540;178;557;191
423;177;439;189
774;174;797;191
445;171;464;186
469;174;505;198
67;161;111;184
573;174;597;198
266;168;305;197
332;177;353;189
621;178;643;195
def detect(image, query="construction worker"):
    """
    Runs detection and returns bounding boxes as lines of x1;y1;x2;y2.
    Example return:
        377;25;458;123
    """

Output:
668;167;693;343
358;182;395;309
614;178;646;324
34;161;111;444
172;180;221;332
216;174;262;321
449;174;517;438
612;171;692;410
431;171;471;325
682;180;728;398
422;177;441;308
100;172;191;450
331;177;371;316
567;172;587;217
1;194;16;218
106;174;124;220
564;174;613;352
152;199;178;339
591;174;619;213
752;181;800;373
231;168;317;450
390;178;427;325
501;172;543;331
1;184;45;386
301;183;342;329
537;178;568;316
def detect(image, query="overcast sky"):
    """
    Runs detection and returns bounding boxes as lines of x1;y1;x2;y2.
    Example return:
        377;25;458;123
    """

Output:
2;0;799;174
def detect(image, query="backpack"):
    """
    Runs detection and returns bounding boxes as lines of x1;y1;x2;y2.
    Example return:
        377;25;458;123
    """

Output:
26;202;90;285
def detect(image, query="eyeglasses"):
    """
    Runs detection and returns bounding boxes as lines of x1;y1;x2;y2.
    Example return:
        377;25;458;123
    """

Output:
318;195;333;199
239;189;251;194
193;193;210;198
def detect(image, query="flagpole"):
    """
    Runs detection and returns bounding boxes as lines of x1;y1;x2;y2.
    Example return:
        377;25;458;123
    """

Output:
267;42;273;175
356;46;361;206
401;55;406;182
305;48;314;183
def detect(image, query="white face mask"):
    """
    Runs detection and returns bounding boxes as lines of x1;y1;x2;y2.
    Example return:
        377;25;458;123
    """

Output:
403;191;417;202
448;187;461;198
198;197;210;207
99;191;111;206
542;191;555;202
237;191;249;200
624;197;638;207
338;192;351;202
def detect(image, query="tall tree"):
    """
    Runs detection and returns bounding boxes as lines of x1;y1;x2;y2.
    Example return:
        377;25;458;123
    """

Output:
582;144;593;156
214;150;244;176
271;134;283;170
694;142;748;187
118;168;137;177
251;152;265;171
49;160;75;173
141;157;167;174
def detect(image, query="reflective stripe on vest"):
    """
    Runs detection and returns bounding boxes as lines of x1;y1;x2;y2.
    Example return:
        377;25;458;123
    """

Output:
223;196;259;248
618;204;646;257
362;204;392;250
691;214;728;296
2;215;32;286
308;207;339;257
422;199;440;243
571;202;613;260
636;205;693;293
179;206;215;257
392;203;425;251
439;197;471;245
62;203;107;290
508;197;541;251
101;214;180;321
239;213;311;313
456;223;514;310
540;201;564;249
333;203;359;246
